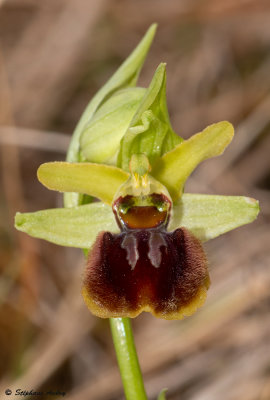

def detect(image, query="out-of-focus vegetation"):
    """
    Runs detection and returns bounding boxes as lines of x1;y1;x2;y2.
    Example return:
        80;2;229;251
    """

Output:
0;1;269;399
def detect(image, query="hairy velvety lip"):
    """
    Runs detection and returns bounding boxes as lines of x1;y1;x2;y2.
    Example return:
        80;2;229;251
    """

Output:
82;184;209;320
82;227;209;319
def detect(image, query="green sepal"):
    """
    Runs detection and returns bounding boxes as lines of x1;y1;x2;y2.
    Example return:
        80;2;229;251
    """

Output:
117;63;182;171
15;193;259;249
80;87;145;164
38;162;128;205
157;389;167;400
169;193;260;242
37;159;258;244
15;203;119;249
64;23;157;207
152;121;234;200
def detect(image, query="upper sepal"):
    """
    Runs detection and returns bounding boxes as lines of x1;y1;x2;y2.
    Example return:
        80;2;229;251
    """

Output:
117;63;182;171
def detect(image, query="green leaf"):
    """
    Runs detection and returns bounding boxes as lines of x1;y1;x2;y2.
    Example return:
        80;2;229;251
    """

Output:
38;162;128;205
117;63;182;171
151;121;234;200
157;388;167;400
15;203;119;249
65;24;157;207
169;193;260;242
80;87;146;164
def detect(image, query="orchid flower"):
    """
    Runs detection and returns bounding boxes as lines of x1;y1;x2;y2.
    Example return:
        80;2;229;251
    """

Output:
15;24;259;321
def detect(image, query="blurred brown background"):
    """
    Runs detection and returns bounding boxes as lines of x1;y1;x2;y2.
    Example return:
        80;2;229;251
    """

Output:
0;1;269;399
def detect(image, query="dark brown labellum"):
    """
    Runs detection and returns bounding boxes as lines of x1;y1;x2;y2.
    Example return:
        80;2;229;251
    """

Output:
82;226;209;319
82;188;209;319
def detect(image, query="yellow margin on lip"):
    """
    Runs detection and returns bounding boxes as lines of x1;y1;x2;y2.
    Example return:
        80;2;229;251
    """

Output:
81;278;210;321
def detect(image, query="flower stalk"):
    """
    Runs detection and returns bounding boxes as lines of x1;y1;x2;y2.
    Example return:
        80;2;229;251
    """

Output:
110;318;147;400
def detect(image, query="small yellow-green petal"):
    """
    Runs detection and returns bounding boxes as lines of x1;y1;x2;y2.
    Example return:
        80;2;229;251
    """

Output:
152;121;234;200
15;203;119;249
169;193;260;242
38;162;128;205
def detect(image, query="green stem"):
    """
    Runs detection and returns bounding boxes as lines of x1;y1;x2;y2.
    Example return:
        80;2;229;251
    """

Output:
110;317;148;400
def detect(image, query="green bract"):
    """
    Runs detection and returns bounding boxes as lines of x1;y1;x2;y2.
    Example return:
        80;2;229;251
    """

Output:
14;24;259;253
80;87;146;164
68;24;157;165
65;24;157;207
